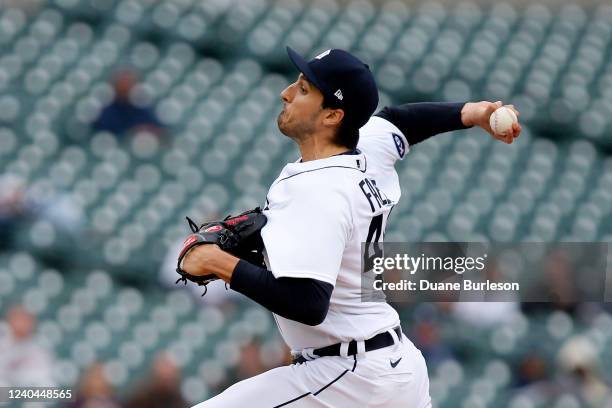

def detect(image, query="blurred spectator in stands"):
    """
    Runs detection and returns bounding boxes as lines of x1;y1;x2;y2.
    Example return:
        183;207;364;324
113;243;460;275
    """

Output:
0;175;27;249
125;353;185;408
69;363;120;408
513;336;612;406
92;68;163;136
405;305;451;365
523;249;578;316
557;336;612;406
236;340;266;380
0;305;56;386
25;181;85;238
0;176;84;251
515;354;549;387
410;320;453;367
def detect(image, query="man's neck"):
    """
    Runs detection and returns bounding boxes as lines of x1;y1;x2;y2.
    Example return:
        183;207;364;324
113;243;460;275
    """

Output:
298;135;349;162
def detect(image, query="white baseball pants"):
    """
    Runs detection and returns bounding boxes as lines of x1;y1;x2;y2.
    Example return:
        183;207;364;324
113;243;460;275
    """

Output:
192;333;432;408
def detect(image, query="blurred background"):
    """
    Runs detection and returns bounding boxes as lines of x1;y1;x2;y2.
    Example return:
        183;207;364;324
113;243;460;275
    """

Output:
1;0;611;407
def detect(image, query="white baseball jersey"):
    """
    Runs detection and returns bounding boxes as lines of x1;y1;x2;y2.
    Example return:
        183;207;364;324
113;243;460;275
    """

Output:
261;116;409;352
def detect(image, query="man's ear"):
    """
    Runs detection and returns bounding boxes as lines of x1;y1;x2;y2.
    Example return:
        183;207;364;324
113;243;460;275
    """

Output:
322;108;344;127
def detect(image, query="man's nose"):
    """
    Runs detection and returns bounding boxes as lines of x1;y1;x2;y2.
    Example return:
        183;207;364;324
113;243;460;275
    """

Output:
280;84;294;103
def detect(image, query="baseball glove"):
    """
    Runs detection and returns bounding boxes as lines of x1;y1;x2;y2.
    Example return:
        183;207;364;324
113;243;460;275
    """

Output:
175;207;267;294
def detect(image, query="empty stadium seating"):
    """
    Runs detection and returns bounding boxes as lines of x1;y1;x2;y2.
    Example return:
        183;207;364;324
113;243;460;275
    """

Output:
1;1;611;407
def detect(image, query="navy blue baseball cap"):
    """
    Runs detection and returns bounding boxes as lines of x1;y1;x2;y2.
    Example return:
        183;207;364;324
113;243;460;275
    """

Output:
286;46;379;130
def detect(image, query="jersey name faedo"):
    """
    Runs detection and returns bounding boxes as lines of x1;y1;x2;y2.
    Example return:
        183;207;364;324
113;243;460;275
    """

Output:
260;116;409;351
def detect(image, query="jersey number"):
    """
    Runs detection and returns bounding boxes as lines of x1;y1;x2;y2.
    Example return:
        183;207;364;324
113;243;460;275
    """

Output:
363;214;383;273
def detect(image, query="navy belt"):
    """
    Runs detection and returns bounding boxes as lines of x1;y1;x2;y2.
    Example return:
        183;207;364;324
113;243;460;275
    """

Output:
292;326;402;364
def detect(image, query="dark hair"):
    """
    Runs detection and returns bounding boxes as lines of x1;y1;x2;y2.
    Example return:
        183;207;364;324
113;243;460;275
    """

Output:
321;96;359;150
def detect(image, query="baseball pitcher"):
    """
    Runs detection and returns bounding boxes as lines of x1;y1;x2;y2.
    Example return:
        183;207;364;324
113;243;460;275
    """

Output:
178;47;520;407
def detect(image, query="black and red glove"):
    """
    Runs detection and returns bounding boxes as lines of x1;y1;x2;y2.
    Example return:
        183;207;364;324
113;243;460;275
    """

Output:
176;207;267;289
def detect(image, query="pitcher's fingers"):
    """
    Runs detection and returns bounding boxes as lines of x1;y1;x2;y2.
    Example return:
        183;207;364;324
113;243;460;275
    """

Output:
512;122;522;137
506;104;520;117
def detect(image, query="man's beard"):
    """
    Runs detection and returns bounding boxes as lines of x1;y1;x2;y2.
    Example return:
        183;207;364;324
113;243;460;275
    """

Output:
277;109;317;140
277;110;289;136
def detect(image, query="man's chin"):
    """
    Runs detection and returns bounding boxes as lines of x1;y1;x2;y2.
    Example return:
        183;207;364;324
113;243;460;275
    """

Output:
277;117;290;136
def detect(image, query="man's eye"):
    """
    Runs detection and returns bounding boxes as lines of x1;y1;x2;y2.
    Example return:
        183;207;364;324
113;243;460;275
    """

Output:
300;86;306;93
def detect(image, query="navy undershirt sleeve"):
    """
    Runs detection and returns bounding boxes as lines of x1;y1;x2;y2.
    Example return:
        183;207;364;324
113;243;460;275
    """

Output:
230;259;333;326
375;102;470;146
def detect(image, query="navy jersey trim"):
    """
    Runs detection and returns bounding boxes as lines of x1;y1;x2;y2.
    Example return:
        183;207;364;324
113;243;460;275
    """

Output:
276;156;368;184
273;392;311;407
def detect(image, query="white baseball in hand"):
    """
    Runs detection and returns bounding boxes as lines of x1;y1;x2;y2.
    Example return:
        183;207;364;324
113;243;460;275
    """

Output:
489;106;518;135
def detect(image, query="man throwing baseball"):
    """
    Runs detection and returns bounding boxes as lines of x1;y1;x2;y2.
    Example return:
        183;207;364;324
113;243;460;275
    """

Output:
181;47;520;407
